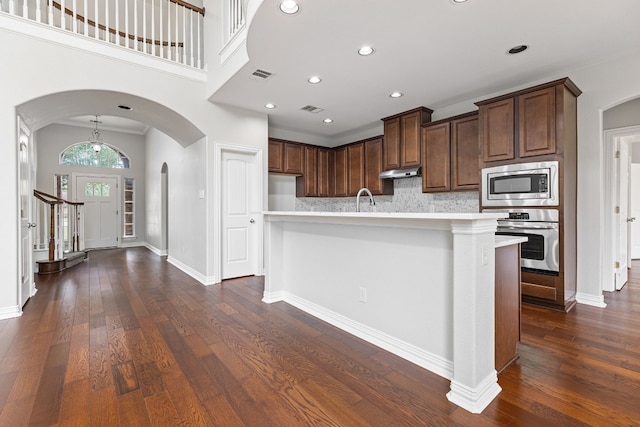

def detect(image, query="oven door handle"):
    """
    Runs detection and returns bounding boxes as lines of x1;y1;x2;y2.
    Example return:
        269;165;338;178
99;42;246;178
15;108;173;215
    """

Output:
498;224;558;230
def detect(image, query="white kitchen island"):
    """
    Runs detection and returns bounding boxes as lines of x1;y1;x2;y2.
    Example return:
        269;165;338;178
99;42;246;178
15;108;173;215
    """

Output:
263;211;514;414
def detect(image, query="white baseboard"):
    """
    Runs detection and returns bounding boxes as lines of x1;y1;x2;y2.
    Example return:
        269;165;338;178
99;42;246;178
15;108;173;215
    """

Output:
274;292;453;381
0;305;22;320
144;243;168;256
166;256;217;286
576;292;607;308
120;241;146;249
447;373;502;414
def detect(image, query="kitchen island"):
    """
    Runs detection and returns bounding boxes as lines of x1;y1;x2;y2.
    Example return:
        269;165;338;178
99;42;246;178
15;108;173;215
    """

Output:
263;211;520;414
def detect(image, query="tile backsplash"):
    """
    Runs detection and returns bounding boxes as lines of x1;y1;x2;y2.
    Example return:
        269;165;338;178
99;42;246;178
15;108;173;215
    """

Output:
295;176;479;213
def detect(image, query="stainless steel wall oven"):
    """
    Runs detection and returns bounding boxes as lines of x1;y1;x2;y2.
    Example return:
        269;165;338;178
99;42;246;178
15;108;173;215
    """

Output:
487;208;560;275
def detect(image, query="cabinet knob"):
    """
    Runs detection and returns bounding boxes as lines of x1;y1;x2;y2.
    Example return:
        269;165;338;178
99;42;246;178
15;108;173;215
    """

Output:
249;219;255;224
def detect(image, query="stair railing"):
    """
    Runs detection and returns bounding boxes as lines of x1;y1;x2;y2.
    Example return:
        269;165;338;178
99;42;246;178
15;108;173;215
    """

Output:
1;0;205;69
33;190;84;261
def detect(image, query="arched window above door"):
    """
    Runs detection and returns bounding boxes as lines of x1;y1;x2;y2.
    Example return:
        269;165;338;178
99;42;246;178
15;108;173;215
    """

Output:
60;142;130;168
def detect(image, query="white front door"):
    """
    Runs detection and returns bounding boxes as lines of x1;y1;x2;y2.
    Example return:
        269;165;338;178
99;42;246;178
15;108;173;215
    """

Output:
75;175;119;249
18;121;34;308
221;150;259;280
615;141;630;290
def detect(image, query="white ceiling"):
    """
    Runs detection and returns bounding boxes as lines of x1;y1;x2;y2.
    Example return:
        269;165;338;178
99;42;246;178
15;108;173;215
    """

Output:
210;0;640;144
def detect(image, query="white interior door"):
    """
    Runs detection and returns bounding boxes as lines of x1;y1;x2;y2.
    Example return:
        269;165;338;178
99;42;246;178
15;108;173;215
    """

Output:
18;122;34;308
221;150;259;280
75;175;119;249
615;141;630;290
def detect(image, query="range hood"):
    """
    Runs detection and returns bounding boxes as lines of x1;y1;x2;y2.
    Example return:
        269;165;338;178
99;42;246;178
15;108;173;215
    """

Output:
379;166;422;179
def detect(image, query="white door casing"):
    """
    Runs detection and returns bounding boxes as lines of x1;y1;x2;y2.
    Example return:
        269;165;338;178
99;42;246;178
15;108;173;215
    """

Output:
630;163;640;259
74;174;120;249
615;140;629;290
603;126;640;294
18;119;35;308
221;149;259;280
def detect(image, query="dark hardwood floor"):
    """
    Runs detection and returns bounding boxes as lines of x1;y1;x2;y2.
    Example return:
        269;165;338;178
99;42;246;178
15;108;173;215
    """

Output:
0;247;638;426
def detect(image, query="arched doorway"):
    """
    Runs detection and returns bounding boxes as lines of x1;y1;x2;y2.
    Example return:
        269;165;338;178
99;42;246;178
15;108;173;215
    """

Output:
602;97;640;293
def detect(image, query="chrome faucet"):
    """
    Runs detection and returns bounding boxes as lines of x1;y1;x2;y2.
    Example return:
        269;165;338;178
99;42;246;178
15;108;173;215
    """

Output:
356;187;375;212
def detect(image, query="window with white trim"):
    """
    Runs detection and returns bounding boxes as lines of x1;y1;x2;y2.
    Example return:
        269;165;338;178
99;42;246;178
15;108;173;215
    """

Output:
123;178;135;237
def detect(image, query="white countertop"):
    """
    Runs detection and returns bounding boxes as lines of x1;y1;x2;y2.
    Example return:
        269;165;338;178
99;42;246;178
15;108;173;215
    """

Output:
264;211;507;220
263;211;508;231
495;235;528;248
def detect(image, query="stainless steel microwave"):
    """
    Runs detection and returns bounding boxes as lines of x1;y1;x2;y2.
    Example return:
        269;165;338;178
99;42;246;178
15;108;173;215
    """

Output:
481;161;559;207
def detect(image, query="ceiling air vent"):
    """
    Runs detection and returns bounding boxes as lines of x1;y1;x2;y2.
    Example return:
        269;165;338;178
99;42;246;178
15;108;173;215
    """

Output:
300;105;324;114
250;69;273;80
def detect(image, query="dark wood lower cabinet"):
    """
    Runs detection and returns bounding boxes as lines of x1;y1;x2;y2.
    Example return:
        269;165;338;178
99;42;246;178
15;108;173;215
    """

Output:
495;243;521;373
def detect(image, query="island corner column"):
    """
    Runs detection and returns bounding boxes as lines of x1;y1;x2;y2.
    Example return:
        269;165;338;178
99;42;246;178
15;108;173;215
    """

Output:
446;218;502;413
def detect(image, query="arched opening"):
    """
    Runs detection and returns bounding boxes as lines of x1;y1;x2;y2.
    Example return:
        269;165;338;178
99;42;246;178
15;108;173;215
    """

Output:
602;97;640;294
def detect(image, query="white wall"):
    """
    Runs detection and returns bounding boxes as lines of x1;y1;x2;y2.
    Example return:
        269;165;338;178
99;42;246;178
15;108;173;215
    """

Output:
35;123;147;246
145;128;207;277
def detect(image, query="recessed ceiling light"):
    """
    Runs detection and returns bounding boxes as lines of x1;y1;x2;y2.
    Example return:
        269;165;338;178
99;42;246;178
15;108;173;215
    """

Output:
389;92;403;98
358;46;375;56
280;1;299;14
452;0;468;3
118;105;132;110
265;103;276;109
308;76;322;84
508;45;528;54
323;118;333;123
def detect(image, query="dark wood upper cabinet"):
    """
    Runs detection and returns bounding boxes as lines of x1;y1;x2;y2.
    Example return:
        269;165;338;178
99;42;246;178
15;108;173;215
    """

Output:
479;98;515;163
268;139;284;172
382;107;433;170
347;143;365;196
283;143;304;175
451;114;480;191
333;146;348;197
400;111;424;167
422;122;451;193
364;137;393;196
317;148;332;197
297;146;318;197
383;117;401;170
518;87;556;158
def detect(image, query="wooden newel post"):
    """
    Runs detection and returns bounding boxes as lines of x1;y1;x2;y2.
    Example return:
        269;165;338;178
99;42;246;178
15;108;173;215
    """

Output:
48;202;56;261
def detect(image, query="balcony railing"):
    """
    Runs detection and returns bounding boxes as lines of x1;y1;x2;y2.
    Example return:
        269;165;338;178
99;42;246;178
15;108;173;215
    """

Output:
2;0;205;69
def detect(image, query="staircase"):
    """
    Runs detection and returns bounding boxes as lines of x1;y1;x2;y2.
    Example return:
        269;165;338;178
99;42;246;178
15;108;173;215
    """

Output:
34;190;87;274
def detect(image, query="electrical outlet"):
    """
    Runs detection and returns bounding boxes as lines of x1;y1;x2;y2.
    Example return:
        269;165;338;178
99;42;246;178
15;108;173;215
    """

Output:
482;245;489;266
359;287;367;303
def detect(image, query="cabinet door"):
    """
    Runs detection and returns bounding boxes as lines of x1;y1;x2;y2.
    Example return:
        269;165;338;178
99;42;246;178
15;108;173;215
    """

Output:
364;138;393;195
401;111;422;167
303;146;318;196
383;117;401;170
452;115;480;190
268;140;283;172
317;148;331;197
479;98;515;162
422;123;451;193
518;87;556;157
283;143;304;175
347;143;365;196
333;147;348;197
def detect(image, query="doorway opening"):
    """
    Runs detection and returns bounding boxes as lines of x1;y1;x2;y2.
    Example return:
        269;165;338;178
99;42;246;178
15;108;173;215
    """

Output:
161;163;169;256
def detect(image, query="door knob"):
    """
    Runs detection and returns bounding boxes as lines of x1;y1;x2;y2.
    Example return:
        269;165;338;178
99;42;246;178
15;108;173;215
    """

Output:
27;223;37;228
627;217;636;222
249;219;255;223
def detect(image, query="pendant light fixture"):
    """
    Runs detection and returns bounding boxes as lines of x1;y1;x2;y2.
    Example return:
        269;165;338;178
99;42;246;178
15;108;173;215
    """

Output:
89;115;103;153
